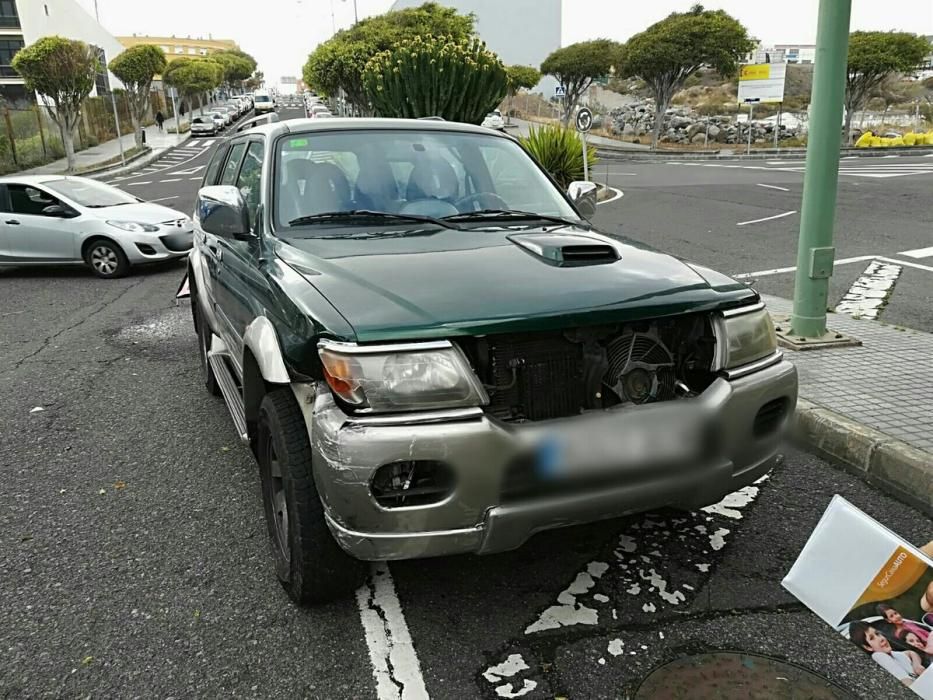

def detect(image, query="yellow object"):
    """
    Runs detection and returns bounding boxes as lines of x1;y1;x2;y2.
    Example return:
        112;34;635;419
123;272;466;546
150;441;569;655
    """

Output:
903;132;917;146
889;137;905;147
855;131;873;148
870;136;883;147
740;64;771;80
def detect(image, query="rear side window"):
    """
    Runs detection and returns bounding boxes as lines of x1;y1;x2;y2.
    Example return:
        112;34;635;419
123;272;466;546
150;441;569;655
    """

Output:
203;144;229;187
220;143;247;186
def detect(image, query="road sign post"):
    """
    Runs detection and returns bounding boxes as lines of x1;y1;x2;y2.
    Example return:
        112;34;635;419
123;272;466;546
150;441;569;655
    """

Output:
576;107;593;181
746;102;755;155
790;0;852;338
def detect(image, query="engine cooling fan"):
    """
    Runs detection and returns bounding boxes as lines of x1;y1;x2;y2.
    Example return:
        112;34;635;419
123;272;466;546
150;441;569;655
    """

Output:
606;329;676;404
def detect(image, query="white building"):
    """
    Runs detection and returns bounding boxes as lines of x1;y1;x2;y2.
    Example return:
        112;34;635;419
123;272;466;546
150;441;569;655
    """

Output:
0;0;125;106
389;0;562;95
774;44;817;65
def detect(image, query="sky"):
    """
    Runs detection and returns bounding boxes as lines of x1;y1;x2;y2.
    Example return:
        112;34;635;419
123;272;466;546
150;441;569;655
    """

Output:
79;0;933;87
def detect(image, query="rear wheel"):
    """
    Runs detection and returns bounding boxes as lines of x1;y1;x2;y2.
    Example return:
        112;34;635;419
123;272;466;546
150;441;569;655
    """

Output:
257;390;368;605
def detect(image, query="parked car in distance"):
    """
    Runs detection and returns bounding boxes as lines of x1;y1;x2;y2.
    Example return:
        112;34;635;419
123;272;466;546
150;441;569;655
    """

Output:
308;104;331;119
209;112;226;132
190;116;218;136
482;110;505;130
183;117;797;605
0;175;193;278
216;106;235;125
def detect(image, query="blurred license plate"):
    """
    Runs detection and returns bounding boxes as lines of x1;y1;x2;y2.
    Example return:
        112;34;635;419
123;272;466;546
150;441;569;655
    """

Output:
523;407;706;480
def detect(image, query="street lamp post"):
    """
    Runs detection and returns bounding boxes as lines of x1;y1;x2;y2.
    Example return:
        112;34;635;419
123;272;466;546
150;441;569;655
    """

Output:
790;0;852;338
343;0;358;23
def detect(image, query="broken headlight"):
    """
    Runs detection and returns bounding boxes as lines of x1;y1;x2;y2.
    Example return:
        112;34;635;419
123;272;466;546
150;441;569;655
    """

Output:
721;306;778;369
318;340;488;413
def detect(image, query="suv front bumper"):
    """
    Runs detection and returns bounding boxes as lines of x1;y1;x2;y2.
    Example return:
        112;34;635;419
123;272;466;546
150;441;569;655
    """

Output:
294;359;797;561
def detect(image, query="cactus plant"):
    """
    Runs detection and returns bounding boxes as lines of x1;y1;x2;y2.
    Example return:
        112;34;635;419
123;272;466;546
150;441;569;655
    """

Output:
362;35;508;125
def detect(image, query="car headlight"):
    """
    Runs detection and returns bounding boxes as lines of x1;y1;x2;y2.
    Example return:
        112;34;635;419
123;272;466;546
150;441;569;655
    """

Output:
107;220;159;233
318;341;488;412
721;306;778;369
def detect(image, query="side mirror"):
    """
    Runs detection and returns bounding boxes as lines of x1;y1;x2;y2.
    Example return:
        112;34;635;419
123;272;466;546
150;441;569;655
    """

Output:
196;185;254;240
567;181;598;220
42;204;71;218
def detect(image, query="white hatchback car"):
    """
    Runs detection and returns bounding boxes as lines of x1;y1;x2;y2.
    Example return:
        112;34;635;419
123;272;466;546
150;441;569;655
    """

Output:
0;175;193;278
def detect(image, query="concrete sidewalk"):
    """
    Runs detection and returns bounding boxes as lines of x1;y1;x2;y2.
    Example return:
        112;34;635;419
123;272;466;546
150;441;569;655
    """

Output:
19;109;208;177
763;295;933;514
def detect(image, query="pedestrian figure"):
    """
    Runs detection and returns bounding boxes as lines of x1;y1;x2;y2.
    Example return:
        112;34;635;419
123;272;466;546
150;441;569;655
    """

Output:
155;111;165;132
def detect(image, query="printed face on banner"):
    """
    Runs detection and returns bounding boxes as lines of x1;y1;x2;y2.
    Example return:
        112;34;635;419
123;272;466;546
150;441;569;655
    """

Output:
840;547;933;691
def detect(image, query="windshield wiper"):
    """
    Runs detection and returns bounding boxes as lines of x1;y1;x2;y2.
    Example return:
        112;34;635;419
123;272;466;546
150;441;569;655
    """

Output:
288;210;461;230
442;209;585;228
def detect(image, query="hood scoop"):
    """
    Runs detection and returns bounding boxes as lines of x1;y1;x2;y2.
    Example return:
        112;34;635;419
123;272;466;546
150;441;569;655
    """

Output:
508;232;620;267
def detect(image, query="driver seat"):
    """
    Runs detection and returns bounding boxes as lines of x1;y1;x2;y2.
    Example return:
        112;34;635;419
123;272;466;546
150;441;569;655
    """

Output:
406;157;460;205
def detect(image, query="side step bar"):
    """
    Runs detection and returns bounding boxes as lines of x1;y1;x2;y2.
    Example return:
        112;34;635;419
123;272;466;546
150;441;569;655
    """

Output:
208;335;249;444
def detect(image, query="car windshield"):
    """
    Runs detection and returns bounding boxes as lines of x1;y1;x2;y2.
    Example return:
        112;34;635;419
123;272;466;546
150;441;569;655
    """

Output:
255;95;271;103
275;129;579;232
43;178;137;208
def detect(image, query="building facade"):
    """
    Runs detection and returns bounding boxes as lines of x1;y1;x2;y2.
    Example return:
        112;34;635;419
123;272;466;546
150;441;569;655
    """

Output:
0;0;125;106
116;35;239;63
389;0;562;95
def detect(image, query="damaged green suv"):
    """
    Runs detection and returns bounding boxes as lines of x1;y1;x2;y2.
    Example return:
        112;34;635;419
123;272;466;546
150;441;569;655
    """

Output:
183;118;797;605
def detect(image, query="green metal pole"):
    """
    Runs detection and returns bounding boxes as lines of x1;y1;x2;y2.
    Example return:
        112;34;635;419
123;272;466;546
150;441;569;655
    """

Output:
790;0;852;337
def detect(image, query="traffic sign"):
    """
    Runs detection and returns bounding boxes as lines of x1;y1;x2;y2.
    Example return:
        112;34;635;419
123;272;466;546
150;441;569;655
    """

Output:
555;84;566;97
575;107;593;133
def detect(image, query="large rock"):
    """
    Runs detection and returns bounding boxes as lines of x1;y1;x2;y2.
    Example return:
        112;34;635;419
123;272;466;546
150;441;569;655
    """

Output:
622;124;635;136
707;124;721;140
691;132;708;144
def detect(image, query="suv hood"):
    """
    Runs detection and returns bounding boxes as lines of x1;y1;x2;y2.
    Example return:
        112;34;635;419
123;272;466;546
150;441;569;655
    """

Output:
275;226;756;343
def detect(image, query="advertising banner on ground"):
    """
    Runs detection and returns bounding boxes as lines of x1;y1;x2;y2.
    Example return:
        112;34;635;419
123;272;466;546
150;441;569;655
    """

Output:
784;497;933;698
737;63;787;104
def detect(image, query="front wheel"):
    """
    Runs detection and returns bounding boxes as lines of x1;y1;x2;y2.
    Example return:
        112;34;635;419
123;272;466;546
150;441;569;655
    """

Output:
257;390;368;605
85;239;129;278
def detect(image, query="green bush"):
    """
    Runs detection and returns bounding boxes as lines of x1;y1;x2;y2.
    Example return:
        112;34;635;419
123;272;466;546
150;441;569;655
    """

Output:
519;124;598;189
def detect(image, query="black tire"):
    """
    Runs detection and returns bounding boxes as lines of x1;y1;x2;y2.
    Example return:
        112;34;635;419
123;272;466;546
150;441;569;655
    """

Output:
257;389;368;605
193;297;221;396
85;239;130;278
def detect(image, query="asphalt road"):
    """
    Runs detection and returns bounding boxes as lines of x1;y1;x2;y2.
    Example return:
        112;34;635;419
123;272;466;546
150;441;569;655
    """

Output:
592;154;933;332
0;112;928;699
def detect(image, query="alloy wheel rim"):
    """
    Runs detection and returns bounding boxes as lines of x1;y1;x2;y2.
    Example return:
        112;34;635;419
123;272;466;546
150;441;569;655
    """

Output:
91;246;118;274
267;444;290;560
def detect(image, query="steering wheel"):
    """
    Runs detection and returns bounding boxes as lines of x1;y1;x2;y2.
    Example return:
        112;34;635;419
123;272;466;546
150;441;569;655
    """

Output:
454;192;509;213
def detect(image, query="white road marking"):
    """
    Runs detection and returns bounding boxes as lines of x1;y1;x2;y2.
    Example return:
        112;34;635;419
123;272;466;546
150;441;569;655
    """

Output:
597;187;624;206
736;210;797;226
734;255;875;279
881;154;900;158
147;195;179;202
756;183;790;192
897;246;933;259
170;165;206;175
525;561;610;633
356;563;428;700
188;140;201;147
189;177;202;180
876;256;933;274
123;181;151;186
835;260;902;319
482;655;537;698
161;178;181;183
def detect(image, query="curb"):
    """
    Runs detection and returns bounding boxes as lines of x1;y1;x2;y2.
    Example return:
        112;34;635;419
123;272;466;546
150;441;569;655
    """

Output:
75;145;152;177
793;398;933;516
88;133;192;180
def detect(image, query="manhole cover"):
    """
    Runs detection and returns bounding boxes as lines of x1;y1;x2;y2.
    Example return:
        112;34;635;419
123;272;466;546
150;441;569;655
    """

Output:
635;652;855;699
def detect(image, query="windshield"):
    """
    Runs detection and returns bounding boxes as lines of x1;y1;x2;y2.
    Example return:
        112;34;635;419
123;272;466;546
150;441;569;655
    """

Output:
255;95;271;103
43;178;137;208
274;129;579;232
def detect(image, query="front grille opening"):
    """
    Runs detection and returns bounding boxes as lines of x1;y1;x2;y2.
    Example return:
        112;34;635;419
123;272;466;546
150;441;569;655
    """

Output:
135;243;157;255
370;460;454;508
561;245;618;264
460;315;718;423
753;398;789;438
